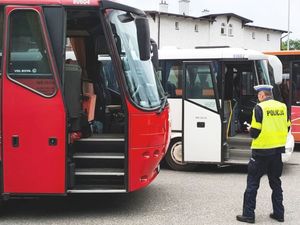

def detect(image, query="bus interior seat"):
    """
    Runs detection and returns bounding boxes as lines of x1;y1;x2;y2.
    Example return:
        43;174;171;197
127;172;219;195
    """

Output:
94;35;124;133
202;88;214;97
166;81;176;97
95;35;109;55
190;82;201;98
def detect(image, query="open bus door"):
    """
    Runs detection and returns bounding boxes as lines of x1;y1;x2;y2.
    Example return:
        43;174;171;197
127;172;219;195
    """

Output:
290;60;300;142
182;62;222;163
2;6;66;194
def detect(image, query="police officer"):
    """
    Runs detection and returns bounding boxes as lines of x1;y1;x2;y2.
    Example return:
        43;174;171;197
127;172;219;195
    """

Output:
236;84;290;224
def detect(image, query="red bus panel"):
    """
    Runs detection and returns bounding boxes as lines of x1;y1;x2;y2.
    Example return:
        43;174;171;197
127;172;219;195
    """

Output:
2;6;66;194
127;99;170;192
291;106;300;142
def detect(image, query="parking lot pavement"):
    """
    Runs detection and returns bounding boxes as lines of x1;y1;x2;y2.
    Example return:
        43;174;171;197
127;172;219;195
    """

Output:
0;152;299;225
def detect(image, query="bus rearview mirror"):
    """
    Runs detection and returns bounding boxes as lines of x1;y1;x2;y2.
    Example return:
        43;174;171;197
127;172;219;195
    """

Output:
135;16;150;61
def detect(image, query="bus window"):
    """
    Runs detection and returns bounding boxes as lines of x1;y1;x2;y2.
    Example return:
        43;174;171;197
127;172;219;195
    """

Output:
0;7;3;74
256;60;270;84
108;10;163;109
241;71;255;96
292;62;300;105
156;70;162;82
100;56;119;93
186;64;217;111
8;10;56;96
165;61;183;98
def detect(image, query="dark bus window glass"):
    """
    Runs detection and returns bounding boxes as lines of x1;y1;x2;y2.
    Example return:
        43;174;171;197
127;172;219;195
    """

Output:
186;64;215;99
256;60;270;85
292;62;300;105
185;64;217;111
238;63;256;96
0;8;3;74
8;10;56;96
241;71;255;96
165;61;183;98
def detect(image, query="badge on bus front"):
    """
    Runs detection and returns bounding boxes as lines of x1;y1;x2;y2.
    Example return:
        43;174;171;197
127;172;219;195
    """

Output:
73;0;90;5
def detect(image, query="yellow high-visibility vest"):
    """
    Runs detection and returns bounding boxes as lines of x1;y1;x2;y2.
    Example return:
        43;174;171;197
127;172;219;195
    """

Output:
251;99;290;149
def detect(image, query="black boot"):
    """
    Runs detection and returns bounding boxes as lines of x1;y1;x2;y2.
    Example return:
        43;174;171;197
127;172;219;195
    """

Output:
236;215;255;223
270;213;284;222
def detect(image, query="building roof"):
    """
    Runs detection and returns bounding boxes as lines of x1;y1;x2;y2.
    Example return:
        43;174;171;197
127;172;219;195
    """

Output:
146;11;287;34
245;24;287;33
145;11;210;21
199;13;253;25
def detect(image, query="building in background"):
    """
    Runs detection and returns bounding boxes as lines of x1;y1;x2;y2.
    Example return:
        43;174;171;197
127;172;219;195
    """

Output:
147;0;287;51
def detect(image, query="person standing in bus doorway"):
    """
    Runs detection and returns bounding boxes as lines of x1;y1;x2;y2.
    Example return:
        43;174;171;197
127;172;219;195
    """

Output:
236;85;290;224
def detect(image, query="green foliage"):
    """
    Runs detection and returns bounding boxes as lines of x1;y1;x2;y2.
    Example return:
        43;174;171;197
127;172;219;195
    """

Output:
281;39;300;50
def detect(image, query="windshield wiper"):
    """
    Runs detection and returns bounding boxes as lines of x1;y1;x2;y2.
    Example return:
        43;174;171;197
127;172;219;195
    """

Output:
157;93;168;114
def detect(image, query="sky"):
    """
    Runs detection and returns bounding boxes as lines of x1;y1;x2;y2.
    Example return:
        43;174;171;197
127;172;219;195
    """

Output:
122;0;300;40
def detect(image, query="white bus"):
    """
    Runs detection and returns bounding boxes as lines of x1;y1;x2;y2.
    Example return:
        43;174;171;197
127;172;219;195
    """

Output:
158;47;294;170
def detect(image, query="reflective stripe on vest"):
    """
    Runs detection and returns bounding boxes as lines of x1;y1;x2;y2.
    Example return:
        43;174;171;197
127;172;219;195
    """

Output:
251;99;289;149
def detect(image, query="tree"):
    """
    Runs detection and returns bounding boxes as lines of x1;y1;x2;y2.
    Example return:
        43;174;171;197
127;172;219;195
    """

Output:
281;39;300;50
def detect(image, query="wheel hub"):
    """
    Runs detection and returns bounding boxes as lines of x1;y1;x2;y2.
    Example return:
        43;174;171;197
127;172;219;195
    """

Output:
171;141;187;165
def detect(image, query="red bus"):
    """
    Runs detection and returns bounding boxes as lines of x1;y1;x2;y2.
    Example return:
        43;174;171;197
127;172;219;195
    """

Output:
265;51;300;142
0;0;170;200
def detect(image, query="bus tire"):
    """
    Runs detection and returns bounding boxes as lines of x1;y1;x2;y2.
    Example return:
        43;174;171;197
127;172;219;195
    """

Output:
165;138;197;171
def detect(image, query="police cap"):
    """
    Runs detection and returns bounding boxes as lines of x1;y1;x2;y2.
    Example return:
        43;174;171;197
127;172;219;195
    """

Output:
253;84;273;92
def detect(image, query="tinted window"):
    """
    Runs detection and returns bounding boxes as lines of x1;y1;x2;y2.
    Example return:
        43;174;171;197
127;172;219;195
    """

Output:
185;64;217;112
0;8;3;74
8;10;56;96
291;62;300;105
241;71;255;96
186;64;215;99
165;61;183;98
256;60;270;85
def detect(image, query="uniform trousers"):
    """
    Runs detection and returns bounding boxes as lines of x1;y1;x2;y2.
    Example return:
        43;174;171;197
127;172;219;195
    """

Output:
242;153;284;218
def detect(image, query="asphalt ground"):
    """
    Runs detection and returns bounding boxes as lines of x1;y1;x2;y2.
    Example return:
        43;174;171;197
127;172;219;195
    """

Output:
0;151;299;225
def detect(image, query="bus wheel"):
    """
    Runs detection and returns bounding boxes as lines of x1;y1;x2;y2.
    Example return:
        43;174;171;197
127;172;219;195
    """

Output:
165;138;196;171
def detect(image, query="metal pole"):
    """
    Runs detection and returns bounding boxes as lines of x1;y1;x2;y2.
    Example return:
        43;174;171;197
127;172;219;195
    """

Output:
287;0;290;50
158;12;161;49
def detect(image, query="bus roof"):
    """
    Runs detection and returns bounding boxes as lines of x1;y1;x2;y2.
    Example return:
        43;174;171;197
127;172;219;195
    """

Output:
0;0;100;7
158;47;268;61
264;50;300;56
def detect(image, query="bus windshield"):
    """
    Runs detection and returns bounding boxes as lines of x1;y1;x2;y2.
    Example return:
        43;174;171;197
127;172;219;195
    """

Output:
107;10;164;109
255;60;271;85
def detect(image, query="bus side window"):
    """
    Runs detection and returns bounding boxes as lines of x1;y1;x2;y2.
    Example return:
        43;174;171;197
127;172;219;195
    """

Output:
166;63;183;98
187;65;215;99
0;7;3;74
8;10;56;96
241;72;255;96
293;63;300;105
